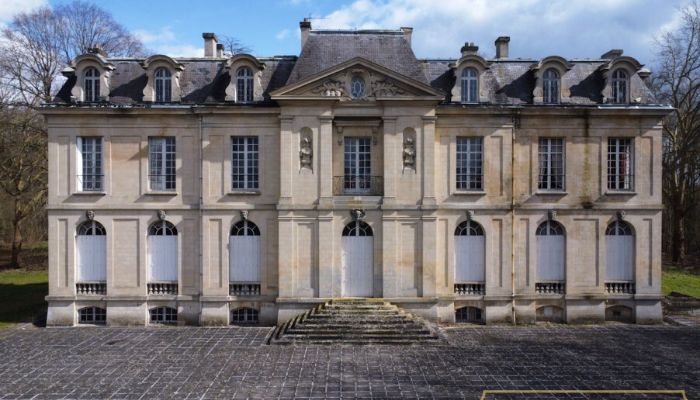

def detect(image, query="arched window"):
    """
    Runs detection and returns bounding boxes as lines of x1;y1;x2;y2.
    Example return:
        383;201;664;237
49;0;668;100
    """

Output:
341;220;373;297
350;75;366;98
536;220;565;283
76;220;106;282
454;220;485;283
342;220;373;237
154;67;172;102
236;67;253;102
229;220;260;284
148;221;178;283
461;67;478;103
605;220;634;282
611;69;628;104
149;306;177;324
83;67;100;102
78;306;106;324
456;306;482;323
231;307;258;325
543;68;560;104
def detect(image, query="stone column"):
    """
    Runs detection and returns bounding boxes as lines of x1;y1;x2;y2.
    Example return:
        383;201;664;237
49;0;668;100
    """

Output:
318;116;333;208
382;117;398;206
317;212;334;297
279;116;294;206
421;116;437;207
421;212;437;297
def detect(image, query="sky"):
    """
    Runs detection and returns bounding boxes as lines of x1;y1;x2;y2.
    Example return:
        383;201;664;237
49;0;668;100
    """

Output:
0;0;690;67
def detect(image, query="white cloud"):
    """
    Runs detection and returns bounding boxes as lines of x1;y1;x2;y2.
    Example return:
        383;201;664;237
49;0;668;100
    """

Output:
315;0;684;64
275;29;291;40
133;26;176;44
154;44;203;57
0;0;46;22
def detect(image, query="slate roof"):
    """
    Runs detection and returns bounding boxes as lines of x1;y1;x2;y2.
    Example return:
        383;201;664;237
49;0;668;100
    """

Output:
52;29;658;106
286;30;427;85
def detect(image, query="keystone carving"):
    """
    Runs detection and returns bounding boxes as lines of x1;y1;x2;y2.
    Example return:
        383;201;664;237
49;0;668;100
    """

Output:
350;209;366;221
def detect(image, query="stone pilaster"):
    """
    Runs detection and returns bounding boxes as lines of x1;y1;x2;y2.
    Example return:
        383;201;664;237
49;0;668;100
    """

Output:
421;116;437;207
279;116;294;206
382;117;398;206
318;116;334;208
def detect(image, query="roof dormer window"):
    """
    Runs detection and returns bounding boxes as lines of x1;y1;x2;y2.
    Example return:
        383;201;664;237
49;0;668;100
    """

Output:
543;68;560;104
154;67;172;103
84;67;100;102
461;67;478;103
236;67;254;103
611;69;628;104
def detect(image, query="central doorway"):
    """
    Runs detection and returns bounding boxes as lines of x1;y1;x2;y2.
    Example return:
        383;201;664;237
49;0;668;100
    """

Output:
341;220;374;297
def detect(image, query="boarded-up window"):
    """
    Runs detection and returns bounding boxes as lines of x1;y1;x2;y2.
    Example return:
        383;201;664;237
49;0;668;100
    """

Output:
148;221;178;282
606;221;634;281
76;221;106;282
454;220;485;282
229;220;261;283
536;220;565;281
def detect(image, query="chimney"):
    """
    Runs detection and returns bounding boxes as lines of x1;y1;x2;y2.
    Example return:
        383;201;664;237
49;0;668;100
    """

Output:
495;36;510;59
216;43;224;57
401;27;413;46
461;42;479;57
202;32;218;57
601;49;623;59
300;18;312;49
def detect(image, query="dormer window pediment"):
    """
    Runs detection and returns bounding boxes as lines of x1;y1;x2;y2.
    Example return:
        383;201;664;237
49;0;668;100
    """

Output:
451;54;490;104
141;55;184;103
225;54;265;103
531;56;572;104
67;53;115;103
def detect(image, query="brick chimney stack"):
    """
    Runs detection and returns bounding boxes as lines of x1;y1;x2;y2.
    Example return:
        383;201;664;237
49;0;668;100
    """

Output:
401;27;413;46
300;18;312;49
461;42;479;57
495;36;510;59
202;33;218;58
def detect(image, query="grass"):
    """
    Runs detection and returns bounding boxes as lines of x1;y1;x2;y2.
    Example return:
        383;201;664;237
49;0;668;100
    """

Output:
662;266;700;298
0;269;48;328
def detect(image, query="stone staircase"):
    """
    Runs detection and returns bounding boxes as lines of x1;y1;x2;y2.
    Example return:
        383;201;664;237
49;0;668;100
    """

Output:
268;299;444;345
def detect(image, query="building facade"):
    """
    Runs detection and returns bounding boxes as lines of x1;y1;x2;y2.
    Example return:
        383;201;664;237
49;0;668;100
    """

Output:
43;21;670;327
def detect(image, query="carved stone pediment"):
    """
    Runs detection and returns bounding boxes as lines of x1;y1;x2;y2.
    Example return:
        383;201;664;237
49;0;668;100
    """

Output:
270;57;444;101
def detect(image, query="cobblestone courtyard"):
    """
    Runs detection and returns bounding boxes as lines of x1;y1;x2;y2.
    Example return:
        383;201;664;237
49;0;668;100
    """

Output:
0;325;697;399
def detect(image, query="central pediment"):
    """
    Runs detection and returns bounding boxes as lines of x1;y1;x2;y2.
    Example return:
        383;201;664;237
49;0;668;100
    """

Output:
270;57;444;101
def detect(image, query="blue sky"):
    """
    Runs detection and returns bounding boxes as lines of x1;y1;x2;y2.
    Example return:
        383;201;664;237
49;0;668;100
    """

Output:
0;0;689;66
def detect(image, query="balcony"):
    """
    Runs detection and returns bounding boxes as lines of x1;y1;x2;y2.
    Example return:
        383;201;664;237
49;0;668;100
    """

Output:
230;282;261;296
605;281;635;294
535;281;565;294
148;282;178;295
76;282;106;295
454;282;485;296
333;176;383;196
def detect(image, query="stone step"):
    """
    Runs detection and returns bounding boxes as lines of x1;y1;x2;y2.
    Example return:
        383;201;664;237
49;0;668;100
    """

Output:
323;305;397;311
295;321;423;328
273;338;437;345
286;327;432;335
276;333;439;341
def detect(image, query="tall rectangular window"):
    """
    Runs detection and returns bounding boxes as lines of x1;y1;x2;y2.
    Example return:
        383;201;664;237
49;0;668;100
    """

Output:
538;138;565;190
607;138;634;190
149;137;176;191
456;137;483;190
77;137;103;192
231;136;259;190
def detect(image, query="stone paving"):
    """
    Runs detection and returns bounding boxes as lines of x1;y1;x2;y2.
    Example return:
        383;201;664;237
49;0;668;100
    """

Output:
0;325;697;399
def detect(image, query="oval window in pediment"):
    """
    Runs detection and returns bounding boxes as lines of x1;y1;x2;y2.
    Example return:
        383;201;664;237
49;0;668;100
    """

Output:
350;75;365;98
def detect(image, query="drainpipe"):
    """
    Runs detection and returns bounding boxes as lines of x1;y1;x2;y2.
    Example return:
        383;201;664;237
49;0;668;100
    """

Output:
510;111;516;325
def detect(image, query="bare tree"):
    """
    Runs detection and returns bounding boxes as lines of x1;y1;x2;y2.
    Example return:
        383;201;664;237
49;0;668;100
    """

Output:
0;106;47;268
654;1;700;263
218;35;252;56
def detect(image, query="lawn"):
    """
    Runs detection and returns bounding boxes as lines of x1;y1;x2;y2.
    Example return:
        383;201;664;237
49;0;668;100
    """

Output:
662;266;700;298
0;242;48;329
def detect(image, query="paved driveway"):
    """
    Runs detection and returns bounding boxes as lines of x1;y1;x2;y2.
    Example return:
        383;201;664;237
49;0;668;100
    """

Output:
0;325;697;399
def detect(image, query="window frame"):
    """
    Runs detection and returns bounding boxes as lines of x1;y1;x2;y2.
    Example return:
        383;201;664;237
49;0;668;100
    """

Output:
231;136;259;191
236;67;254;103
83;67;100;102
148;137;176;192
460;67;479;103
78;307;106;324
350;75;366;98
611;69;628;104
455;137;484;191
77;136;104;192
154;67;172;103
607;137;634;191
542;68;560;104
537;137;565;191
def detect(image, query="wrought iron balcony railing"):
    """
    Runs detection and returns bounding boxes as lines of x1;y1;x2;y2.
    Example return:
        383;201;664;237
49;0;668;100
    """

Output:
333;175;384;196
